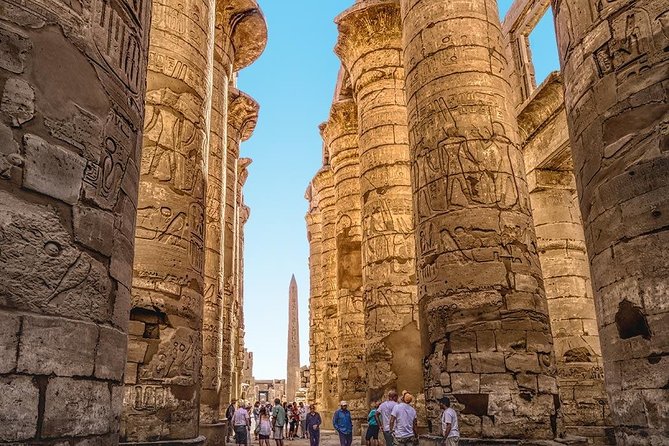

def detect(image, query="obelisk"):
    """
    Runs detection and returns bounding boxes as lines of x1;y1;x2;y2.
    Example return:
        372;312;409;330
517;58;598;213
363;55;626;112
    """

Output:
287;275;300;402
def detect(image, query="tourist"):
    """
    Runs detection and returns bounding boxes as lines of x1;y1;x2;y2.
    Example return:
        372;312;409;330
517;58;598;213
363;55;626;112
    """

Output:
283;402;290;438
272;398;287;446
333;401;353;446
306;404;322;446
389;393;418;446
253;402;261;441
233;401;251;446
259;407;273;446
439;398;459;446
366;402;380;446
299;402;309;439
227;399;238;442
290;402;300;440
377;390;398;446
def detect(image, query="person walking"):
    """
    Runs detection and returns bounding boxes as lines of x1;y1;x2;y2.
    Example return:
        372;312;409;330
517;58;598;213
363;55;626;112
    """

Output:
377;391;398;446
227;399;238;442
389;393;418;446
259;406;273;446
233;401;251;446
366;402;380;446
272;398;287;446
333;401;353;446
253;402;261;441
299;402;308;439
439;398;459;446
306;404;322;446
290;402;300;440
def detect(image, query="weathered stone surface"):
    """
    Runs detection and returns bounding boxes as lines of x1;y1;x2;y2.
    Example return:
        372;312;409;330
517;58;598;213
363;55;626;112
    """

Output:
18;315;97;377
1;77;34;126
335;1;423;418
401;0;558;437
0;375;38;442
0;312;20;374
95;326;127;381
552;0;669;441
43;377;111;438
73;205;115;256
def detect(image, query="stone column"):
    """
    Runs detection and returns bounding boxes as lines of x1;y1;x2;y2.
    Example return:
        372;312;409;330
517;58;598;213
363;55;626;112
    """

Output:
0;0;149;443
123;0;216;439
324;99;367;427
335;0;423;408
221;88;258;407
305;184;324;405
552;1;669;443
312;164;338;425
401;0;559;438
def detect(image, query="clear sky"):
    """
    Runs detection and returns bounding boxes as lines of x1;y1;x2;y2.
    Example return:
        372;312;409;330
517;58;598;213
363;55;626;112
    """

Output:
237;0;559;380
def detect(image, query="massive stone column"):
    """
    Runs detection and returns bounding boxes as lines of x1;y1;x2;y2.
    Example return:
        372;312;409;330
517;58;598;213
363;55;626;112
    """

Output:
305;185;324;405
518;76;612;443
335;0;423;408
123;0;216;440
312;163;338;425
0;0;149;443
551;1;669;443
324;99;367;426
401;0;559;438
221;88;258;407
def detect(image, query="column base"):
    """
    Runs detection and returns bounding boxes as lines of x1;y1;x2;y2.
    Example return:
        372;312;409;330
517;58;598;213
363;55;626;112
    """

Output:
418;435;589;446
200;422;227;446
121;436;207;446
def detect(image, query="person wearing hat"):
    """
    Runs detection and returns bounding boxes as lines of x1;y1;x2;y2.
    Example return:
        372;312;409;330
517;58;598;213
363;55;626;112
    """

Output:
333;401;353;446
439;397;459;446
389;393;418;446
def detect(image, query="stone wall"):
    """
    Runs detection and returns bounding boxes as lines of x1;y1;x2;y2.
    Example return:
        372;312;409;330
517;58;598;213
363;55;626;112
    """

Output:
0;0;150;443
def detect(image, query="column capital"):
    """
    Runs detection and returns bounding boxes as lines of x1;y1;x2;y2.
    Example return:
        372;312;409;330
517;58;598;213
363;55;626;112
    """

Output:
335;0;402;70
239;204;251;224
237;157;252;186
216;0;268;71
311;167;334;202
228;88;259;142
323;99;357;151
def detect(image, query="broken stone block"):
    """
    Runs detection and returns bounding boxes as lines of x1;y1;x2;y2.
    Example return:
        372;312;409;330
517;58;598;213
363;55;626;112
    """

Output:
22;134;85;205
1;77;34;126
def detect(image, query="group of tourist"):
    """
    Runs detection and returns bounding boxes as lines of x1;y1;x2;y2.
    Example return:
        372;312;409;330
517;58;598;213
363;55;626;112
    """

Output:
226;399;319;446
226;391;459;446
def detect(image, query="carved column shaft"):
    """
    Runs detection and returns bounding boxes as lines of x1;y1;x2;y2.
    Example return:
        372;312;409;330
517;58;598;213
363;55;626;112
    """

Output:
306;186;324;406
124;0;216;439
325;99;367;424
552;0;669;442
335;0;423;408
0;0;149;443
221;88;258;406
313;166;338;424
402;0;558;438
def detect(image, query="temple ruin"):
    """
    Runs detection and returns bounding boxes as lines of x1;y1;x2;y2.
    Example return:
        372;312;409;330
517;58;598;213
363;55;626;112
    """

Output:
0;0;667;444
307;0;668;444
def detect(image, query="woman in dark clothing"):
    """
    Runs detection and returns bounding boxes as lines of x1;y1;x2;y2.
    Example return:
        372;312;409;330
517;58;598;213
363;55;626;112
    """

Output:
305;404;322;446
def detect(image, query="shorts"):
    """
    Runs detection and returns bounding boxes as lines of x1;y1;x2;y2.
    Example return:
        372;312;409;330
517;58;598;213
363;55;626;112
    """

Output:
274;426;285;440
366;425;380;441
259;434;270;440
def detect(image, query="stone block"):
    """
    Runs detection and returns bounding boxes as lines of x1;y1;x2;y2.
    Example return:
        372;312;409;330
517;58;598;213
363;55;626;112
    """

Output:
95;326;127;381
43;377;111;438
480;374;516;394
451;373;480;393
471;352;505;373
450;331;477;352
446;353;471;372
526;331;553;354
73;205;114;256
538;375;558;394
18;315;97;377
110;230;134;289
505;352;541;373
0;375;39;442
0;26;31;74
112;283;131;332
126;338;148;363
1;77;34;126
22;134;85;205
0;312;20;373
476;330;496;351
516;373;537;391
124;362;138;384
496;330;526;351
128;320;146;337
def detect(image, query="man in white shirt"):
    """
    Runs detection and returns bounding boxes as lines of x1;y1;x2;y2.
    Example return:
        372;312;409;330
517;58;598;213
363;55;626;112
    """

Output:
233;401;251;445
389;393;418;446
439;398;459;446
376;390;399;446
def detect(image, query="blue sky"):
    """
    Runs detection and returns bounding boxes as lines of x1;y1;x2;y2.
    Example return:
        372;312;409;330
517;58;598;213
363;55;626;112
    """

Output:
237;0;559;380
